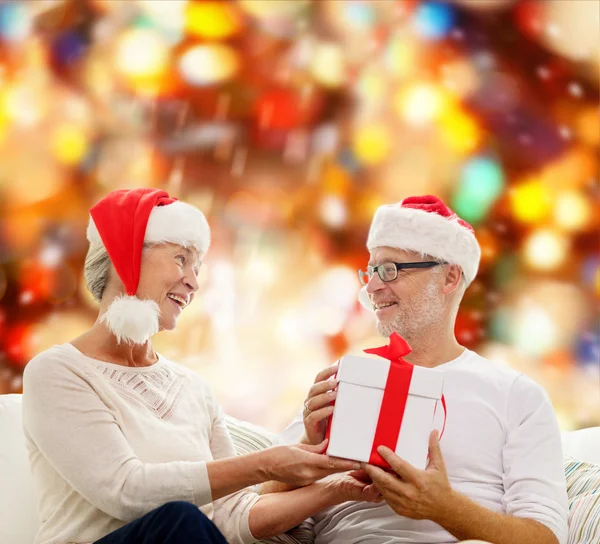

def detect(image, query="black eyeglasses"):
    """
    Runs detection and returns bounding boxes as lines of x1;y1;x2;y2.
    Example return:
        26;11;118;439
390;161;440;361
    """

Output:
357;261;446;285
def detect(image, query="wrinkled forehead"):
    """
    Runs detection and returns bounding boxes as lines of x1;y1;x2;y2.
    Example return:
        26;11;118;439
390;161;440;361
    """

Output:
368;246;422;265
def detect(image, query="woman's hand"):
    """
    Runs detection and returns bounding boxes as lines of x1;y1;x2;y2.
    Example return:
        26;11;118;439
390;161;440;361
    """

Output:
302;364;339;445
321;469;383;504
264;439;361;487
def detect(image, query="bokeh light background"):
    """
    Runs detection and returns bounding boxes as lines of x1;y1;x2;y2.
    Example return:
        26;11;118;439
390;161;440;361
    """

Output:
0;0;598;432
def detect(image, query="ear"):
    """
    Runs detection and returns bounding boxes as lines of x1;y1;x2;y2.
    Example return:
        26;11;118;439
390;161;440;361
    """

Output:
442;264;463;295
104;263;128;299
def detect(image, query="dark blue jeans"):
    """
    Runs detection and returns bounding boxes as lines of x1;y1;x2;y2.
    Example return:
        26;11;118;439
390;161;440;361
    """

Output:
94;501;228;544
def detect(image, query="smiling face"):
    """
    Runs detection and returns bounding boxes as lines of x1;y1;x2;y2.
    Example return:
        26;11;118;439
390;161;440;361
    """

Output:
365;246;448;341
135;243;201;332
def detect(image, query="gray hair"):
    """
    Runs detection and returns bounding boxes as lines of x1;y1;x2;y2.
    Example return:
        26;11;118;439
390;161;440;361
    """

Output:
84;242;162;302
419;252;468;298
84;244;111;302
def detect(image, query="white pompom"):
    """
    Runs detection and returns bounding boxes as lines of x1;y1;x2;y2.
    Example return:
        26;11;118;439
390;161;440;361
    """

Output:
100;295;160;345
358;286;373;312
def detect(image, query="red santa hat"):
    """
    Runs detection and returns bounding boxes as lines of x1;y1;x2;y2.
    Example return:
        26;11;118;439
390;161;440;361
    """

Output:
359;195;480;310
87;188;210;344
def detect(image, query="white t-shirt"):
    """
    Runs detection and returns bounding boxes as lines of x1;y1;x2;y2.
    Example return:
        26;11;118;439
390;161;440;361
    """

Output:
280;349;569;544
22;344;260;544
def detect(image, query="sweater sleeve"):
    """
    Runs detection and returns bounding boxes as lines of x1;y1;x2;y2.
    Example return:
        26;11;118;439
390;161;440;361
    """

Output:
279;409;304;445
22;355;213;522
501;374;569;544
203;387;260;544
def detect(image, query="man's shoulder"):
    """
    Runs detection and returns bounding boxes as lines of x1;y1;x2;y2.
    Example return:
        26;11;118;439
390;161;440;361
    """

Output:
447;348;522;384
449;350;554;410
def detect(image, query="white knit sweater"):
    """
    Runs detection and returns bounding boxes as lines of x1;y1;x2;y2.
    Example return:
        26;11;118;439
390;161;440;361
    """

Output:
22;344;260;544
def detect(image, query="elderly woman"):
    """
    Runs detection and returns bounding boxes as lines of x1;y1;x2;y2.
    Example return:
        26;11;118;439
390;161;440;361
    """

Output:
22;188;380;544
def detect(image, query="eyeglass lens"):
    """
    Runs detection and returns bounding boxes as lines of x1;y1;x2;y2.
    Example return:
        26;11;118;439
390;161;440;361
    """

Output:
378;263;397;281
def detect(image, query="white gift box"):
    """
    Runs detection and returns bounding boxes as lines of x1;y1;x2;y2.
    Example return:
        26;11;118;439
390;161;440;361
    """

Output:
326;354;444;470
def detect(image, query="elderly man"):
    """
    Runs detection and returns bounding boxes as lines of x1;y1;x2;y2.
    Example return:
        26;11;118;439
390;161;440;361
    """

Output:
279;195;568;544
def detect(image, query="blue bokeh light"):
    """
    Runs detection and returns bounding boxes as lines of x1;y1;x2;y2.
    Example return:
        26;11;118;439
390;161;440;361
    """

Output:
0;2;31;42
344;2;376;29
413;1;455;40
453;156;505;224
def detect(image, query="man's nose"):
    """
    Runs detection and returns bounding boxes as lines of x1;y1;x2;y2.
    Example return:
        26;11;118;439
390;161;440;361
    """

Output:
365;271;384;294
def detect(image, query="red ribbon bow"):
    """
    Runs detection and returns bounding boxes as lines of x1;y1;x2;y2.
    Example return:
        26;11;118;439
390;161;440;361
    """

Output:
363;331;413;362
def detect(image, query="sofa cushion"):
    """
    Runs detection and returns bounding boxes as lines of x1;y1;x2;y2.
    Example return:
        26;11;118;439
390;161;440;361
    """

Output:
0;394;39;544
564;457;600;544
562;427;600;465
225;415;280;454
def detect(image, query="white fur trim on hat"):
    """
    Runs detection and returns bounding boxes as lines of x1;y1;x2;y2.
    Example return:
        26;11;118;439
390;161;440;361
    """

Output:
100;295;160;345
87;200;211;255
358;286;372;311
145;201;210;255
366;205;481;285
86;219;101;245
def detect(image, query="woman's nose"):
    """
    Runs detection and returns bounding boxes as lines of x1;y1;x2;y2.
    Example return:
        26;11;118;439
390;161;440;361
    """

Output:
184;273;199;293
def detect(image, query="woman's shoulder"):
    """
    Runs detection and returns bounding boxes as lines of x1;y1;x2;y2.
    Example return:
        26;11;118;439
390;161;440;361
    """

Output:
24;344;88;383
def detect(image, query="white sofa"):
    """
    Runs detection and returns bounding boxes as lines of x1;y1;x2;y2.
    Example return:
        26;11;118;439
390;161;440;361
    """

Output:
1;393;599;544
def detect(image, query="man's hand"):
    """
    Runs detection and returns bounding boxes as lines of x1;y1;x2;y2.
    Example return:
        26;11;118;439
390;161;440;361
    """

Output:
362;430;455;523
364;431;561;544
301;364;339;445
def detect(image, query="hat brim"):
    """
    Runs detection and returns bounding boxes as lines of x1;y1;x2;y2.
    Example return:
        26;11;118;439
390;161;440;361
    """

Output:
87;201;211;256
366;205;480;285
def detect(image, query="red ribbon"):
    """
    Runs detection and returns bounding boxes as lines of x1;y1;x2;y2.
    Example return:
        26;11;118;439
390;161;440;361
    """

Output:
363;332;414;468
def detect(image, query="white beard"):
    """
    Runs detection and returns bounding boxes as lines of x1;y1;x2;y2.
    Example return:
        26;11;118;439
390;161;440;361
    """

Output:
376;276;444;342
